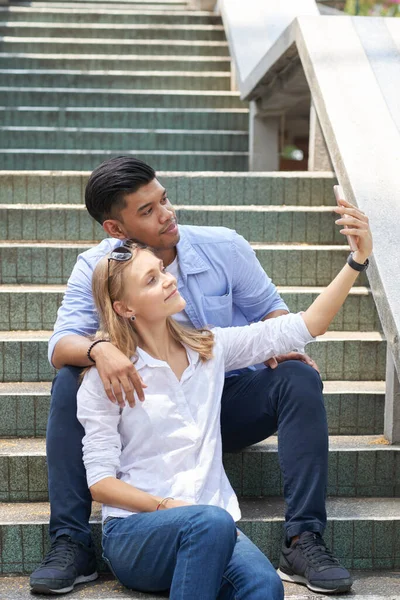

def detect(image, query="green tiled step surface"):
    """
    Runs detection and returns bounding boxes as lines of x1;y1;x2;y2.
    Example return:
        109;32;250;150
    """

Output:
0;70;232;91
0;171;336;206
0;498;399;574
0;381;386;438
0;37;230;56
0;53;232;72
0;107;247;130
0;243;369;286
0;7;221;25
0;331;386;382
0;205;345;244
0;127;247;151
1;436;397;502
2;571;400;600
0;150;249;171
0;285;380;332
0;88;242;108
0;23;226;41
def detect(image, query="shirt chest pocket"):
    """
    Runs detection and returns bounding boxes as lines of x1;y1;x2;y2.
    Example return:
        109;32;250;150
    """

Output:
202;285;233;328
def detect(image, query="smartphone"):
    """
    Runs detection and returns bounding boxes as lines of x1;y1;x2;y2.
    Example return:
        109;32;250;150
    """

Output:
333;185;358;252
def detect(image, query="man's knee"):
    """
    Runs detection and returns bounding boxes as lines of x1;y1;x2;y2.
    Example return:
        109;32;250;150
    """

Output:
50;366;81;410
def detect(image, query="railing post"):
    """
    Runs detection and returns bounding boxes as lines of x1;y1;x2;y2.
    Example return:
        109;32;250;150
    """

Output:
384;346;400;444
249;101;280;171
308;102;333;171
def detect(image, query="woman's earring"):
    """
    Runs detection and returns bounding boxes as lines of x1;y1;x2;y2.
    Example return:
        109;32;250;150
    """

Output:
130;315;136;322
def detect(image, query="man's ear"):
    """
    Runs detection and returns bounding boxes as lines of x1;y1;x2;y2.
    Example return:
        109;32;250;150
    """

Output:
113;300;135;321
103;218;126;240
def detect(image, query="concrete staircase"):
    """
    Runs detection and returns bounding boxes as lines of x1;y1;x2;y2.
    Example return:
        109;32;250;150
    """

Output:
0;0;399;597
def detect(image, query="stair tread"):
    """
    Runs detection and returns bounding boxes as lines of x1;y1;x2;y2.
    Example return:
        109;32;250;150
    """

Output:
1;435;397;457
0;330;384;341
1;497;400;524
1;571;400;600
0;379;386;395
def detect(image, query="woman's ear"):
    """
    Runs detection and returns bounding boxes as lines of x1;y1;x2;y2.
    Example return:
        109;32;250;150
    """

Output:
113;300;135;321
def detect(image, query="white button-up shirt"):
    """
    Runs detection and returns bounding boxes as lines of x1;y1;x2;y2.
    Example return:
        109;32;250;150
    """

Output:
77;313;314;524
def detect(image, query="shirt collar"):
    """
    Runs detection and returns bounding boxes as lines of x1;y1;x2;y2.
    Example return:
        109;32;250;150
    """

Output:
134;343;200;373
176;226;210;282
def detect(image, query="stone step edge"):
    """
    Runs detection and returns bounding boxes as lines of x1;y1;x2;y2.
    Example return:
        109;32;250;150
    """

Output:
0;87;240;96
1;435;397;457
0;22;225;32
1;7;218;16
1;497;399;524
0;330;385;342
1;69;231;76
0;379;386;395
0;204;338;211
0;285;372;296
0;53;231;62
0;107;248;113
0;170;334;177
0;149;249;157
0;37;229;47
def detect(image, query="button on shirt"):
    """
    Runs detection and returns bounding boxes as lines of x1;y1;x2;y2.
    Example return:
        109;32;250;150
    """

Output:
48;225;288;365
77;314;314;524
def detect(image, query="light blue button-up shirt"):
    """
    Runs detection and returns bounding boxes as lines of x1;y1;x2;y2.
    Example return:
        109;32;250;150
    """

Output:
48;225;288;366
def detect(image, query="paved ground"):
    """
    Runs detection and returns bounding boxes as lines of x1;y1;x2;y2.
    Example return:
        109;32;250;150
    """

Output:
1;572;399;599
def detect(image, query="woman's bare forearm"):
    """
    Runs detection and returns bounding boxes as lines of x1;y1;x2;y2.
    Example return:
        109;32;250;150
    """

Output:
90;477;162;512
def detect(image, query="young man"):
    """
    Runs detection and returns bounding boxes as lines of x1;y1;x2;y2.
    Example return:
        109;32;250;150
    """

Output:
30;156;353;596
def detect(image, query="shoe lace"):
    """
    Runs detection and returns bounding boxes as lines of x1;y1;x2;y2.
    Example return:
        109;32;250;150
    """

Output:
40;536;79;569
298;533;340;568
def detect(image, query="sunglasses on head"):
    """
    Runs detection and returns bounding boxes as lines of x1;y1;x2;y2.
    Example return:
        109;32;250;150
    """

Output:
107;242;147;296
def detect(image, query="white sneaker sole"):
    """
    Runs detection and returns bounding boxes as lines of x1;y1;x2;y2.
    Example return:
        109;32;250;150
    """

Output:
31;571;99;595
277;568;352;594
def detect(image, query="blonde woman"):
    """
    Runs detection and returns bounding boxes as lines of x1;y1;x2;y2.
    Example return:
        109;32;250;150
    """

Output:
77;201;372;599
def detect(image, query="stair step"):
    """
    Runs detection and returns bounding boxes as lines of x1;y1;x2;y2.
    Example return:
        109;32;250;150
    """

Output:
2;571;400;600
1;126;246;151
0;53;232;72
12;0;190;5
0;497;399;573
0;150;249;171
0;70;232;91
0;380;386;438
0;7;221;25
0;205;348;244
0;37;230;56
0;330;386;383
0;171;336;206
0;285;380;332
0;106;246;130
0;242;370;286
0;22;226;41
0;87;242;108
1;435;397;502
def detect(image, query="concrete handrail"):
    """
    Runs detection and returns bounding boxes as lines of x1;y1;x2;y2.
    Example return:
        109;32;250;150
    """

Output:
219;1;400;442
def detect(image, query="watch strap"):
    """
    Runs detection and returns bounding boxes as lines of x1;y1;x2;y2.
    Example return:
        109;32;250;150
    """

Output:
347;252;369;272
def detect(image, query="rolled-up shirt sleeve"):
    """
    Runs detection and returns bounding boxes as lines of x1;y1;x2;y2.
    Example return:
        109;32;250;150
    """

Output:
48;256;99;366
77;367;122;489
214;313;315;373
231;232;288;322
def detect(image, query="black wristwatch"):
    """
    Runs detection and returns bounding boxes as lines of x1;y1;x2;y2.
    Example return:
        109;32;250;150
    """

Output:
347;252;369;272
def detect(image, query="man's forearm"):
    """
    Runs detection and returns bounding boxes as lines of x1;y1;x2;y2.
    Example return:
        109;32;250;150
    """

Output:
51;334;99;370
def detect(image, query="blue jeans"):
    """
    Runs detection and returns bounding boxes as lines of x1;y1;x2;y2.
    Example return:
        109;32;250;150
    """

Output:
102;505;283;599
46;361;327;545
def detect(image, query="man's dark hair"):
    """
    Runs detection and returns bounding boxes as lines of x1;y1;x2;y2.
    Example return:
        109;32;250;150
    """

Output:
85;156;156;225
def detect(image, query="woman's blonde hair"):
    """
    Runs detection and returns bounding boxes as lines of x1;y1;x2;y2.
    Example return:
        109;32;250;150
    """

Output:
91;243;214;363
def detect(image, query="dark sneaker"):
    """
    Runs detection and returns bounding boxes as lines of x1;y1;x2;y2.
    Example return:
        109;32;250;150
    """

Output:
30;534;98;595
277;531;353;594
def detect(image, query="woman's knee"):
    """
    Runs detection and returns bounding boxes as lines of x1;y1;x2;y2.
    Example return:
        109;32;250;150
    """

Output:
189;505;237;545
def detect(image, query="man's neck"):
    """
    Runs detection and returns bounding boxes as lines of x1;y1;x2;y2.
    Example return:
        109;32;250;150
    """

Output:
155;247;177;268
